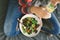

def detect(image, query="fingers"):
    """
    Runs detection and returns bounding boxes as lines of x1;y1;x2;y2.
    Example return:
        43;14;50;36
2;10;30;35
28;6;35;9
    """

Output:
29;6;51;19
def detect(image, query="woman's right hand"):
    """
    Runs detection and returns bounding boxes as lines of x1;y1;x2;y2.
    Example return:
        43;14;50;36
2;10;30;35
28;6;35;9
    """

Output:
50;0;60;6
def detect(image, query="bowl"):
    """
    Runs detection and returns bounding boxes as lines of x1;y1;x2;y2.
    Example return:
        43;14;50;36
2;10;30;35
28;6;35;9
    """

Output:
19;14;42;37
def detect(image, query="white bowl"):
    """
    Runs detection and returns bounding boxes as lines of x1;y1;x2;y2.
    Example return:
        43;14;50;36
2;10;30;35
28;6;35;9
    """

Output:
19;14;42;37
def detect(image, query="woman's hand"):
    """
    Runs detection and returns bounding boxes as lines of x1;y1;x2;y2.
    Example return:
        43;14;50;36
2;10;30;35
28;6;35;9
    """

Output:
50;0;60;6
29;6;51;19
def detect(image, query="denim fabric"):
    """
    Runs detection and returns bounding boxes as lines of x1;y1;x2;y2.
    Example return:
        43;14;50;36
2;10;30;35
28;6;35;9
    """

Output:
4;0;22;36
42;13;60;35
4;0;60;36
49;13;60;34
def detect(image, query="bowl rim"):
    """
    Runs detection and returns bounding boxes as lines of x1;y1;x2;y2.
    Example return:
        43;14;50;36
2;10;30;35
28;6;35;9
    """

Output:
19;14;43;37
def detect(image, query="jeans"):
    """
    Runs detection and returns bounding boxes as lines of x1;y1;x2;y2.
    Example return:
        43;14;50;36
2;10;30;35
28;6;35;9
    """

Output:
42;13;60;35
4;0;60;36
4;0;22;36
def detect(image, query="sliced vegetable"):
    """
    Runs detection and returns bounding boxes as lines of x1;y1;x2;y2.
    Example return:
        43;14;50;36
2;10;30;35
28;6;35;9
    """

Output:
22;26;26;33
22;17;39;34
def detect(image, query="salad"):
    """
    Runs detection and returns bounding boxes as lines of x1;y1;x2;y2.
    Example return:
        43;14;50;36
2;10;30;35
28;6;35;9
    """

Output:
22;17;40;34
